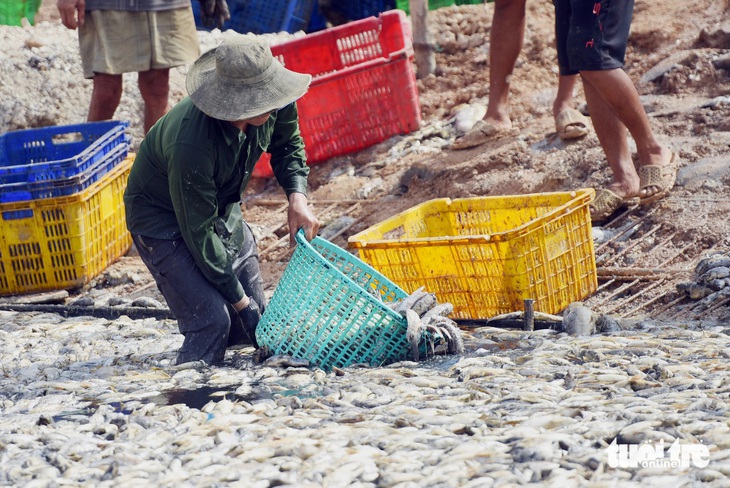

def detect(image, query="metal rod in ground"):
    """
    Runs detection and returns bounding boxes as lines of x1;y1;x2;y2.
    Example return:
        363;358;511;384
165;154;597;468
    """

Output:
523;299;535;331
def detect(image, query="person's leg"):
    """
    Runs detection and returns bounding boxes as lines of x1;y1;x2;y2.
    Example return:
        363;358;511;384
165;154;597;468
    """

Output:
132;234;232;365
581;76;638;200
553;74;579;119
484;0;527;130
228;222;266;348
579;68;672;200
451;0;525;148
88;73;122;122
561;0;673;200
138;68;170;133
553;74;589;139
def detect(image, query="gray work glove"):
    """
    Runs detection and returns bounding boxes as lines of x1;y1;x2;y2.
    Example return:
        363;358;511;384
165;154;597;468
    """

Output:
237;299;261;349
199;0;231;29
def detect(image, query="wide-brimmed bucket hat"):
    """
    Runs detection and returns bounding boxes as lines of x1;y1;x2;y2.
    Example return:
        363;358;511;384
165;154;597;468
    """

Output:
186;35;311;121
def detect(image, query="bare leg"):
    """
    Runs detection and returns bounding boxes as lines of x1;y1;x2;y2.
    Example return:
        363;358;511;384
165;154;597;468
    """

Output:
579;69;672;199
553;74;580;120
138;68;171;133
582;79;638;200
484;0;526;130
88;73;122;122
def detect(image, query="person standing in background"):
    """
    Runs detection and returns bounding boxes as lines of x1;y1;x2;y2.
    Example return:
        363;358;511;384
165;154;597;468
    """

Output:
453;0;590;148
553;0;677;220
56;0;228;133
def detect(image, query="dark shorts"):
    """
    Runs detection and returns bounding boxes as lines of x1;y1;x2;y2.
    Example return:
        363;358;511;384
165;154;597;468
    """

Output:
554;0;635;75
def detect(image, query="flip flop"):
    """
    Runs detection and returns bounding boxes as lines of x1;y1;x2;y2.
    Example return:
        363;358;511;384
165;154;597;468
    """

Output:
590;188;639;222
638;152;679;205
556;109;589;140
451;119;503;149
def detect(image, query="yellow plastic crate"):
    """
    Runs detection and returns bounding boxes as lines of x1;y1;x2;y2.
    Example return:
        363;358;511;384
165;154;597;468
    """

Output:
348;189;597;319
0;155;134;296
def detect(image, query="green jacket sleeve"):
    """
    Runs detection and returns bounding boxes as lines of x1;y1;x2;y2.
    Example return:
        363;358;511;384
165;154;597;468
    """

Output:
268;102;309;197
166;142;246;304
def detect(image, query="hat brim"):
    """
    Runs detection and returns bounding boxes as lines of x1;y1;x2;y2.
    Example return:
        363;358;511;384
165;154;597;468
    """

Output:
186;47;312;121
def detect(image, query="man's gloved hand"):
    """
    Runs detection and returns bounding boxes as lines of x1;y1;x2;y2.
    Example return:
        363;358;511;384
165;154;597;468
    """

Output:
237;298;261;349
199;0;231;29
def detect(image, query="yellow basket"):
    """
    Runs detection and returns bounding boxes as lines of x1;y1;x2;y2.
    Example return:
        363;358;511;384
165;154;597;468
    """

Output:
348;189;598;319
0;154;134;296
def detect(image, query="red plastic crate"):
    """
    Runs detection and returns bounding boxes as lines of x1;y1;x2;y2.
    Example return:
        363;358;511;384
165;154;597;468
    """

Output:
252;10;420;178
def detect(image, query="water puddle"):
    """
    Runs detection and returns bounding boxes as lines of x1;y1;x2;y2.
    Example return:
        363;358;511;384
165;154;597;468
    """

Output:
148;384;263;409
530;136;567;153
51;401;134;422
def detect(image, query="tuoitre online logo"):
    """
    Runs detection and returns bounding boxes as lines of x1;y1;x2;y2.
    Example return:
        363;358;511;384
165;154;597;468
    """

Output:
606;438;710;469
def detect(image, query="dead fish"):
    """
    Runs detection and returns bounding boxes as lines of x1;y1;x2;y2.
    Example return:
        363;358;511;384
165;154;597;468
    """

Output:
404;309;423;362
394;286;427;313
421;302;454;321
426;315;465;355
595;314;622;333
562;302;597;336
697;266;730;285
410;292;437;317
695;254;730;278
262;355;310;369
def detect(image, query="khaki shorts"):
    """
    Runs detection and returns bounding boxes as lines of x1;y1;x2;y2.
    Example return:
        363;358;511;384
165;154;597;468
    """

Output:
79;8;200;79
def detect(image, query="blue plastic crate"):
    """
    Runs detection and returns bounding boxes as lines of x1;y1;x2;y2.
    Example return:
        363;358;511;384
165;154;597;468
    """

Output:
193;0;315;34
0;140;129;203
337;0;395;22
0;121;129;186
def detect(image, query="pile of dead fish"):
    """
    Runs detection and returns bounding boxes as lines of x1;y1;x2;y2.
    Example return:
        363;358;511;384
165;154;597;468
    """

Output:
3;308;730;486
388;286;465;361
676;252;730;310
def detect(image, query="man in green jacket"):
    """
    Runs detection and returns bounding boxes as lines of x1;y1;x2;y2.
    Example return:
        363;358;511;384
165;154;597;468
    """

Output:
124;35;320;366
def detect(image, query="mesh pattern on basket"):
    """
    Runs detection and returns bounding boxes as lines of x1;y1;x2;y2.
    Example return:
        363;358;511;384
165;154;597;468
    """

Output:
256;230;414;371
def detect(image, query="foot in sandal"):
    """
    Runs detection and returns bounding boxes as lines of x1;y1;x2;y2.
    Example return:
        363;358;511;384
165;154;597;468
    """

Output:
638;152;680;205
590;188;639;222
556;109;590;140
451;118;515;150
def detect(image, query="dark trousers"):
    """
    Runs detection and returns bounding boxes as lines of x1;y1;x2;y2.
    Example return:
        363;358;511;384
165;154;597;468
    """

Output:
132;223;265;365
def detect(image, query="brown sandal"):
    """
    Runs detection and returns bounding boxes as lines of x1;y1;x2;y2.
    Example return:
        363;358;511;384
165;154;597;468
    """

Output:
591;188;639;222
638;152;679;205
451;119;512;149
556;109;589;140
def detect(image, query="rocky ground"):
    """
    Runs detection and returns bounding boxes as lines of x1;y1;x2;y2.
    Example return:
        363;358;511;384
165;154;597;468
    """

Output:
2;0;730;486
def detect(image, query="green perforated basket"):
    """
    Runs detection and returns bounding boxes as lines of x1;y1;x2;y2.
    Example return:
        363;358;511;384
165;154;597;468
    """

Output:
256;230;415;371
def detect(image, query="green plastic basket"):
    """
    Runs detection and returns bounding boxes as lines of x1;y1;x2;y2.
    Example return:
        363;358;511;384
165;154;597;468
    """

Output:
0;0;41;26
256;230;417;371
395;0;487;15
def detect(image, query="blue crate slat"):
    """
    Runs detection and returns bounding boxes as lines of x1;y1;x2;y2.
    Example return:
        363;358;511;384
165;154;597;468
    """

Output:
0;121;129;186
0;140;129;203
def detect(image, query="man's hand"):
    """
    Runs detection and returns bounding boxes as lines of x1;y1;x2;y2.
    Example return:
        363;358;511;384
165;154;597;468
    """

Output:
287;192;320;247
57;0;85;29
199;0;231;29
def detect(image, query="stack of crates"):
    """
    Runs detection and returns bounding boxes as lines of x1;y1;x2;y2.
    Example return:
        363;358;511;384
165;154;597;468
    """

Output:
0;121;134;296
253;9;421;177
